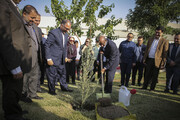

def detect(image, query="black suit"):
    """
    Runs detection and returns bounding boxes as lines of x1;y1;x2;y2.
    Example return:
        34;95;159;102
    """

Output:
0;0;31;119
165;43;180;93
100;39;119;93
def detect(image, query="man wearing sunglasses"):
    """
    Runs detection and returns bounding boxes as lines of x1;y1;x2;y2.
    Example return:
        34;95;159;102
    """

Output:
45;19;73;95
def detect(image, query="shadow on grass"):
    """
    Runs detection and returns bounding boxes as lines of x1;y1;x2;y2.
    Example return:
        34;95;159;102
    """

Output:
0;82;67;120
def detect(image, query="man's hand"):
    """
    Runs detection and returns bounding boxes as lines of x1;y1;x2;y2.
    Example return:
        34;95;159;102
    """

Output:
100;51;104;54
13;72;23;80
169;61;176;67
101;68;106;74
47;59;54;66
67;59;72;63
143;60;147;66
132;63;136;67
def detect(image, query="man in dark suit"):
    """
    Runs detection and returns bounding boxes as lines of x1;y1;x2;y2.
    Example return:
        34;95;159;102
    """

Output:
164;33;180;94
132;36;146;86
142;26;169;90
119;33;137;87
45;20;73;95
0;0;32;119
99;35;119;93
21;5;43;100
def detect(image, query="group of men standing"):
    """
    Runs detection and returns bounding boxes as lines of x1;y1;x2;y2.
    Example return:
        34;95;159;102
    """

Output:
0;0;73;119
118;26;180;95
0;0;42;119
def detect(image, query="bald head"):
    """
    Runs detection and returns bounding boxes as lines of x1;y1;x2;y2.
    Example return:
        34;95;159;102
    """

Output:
60;19;71;33
99;35;106;47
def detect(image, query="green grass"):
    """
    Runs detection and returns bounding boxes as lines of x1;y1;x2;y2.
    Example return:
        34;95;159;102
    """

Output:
0;72;180;120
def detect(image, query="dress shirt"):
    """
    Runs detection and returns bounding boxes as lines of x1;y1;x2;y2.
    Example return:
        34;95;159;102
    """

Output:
148;38;160;58
62;33;65;47
76;47;81;60
171;45;179;61
136;45;142;62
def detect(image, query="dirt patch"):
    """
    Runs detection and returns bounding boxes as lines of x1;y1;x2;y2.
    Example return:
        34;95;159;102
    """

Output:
71;102;95;111
97;104;129;119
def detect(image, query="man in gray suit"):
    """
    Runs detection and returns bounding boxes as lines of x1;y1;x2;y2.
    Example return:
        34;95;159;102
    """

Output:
164;33;180;94
0;0;32;119
21;5;43;100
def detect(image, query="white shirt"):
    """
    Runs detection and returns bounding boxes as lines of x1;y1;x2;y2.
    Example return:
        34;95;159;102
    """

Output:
10;0;16;7
76;47;81;60
148;38;160;58
62;33;65;47
10;0;20;12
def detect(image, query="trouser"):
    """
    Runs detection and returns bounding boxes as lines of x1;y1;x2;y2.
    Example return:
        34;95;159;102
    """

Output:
40;61;46;84
120;62;132;86
143;58;159;90
92;60;101;81
22;63;39;97
37;64;41;91
75;60;80;80
66;60;76;83
1;75;23;120
132;62;144;85
46;65;68;93
165;66;180;93
104;68;116;93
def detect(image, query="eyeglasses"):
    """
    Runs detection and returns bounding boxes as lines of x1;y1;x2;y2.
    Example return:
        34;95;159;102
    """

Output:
128;36;133;38
63;25;70;31
86;41;89;43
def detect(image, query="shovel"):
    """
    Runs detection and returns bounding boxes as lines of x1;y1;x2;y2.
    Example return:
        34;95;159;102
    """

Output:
96;53;111;100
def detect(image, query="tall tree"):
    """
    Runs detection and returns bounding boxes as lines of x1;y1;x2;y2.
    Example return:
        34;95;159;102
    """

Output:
45;0;122;39
126;0;180;41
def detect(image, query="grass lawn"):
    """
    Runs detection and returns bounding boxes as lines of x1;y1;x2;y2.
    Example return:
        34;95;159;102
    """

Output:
0;72;180;120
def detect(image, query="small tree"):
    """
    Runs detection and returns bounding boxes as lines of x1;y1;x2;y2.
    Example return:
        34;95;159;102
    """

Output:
78;42;97;108
45;0;122;39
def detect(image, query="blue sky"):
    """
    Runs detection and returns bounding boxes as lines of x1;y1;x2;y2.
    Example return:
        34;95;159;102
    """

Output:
18;0;135;19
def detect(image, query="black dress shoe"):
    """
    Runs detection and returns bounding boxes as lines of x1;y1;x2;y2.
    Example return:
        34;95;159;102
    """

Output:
30;96;44;100
48;91;57;95
141;87;147;90
164;89;169;93
62;89;73;92
20;97;33;103
172;91;178;95
149;89;155;91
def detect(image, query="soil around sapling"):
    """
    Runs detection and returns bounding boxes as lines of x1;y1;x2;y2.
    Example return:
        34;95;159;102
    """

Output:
97;104;130;119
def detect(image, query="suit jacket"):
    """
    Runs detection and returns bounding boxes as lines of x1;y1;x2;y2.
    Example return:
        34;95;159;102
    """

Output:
167;43;180;67
101;39;119;71
136;44;146;63
143;36;169;68
24;22;42;68
45;28;69;66
0;0;32;75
